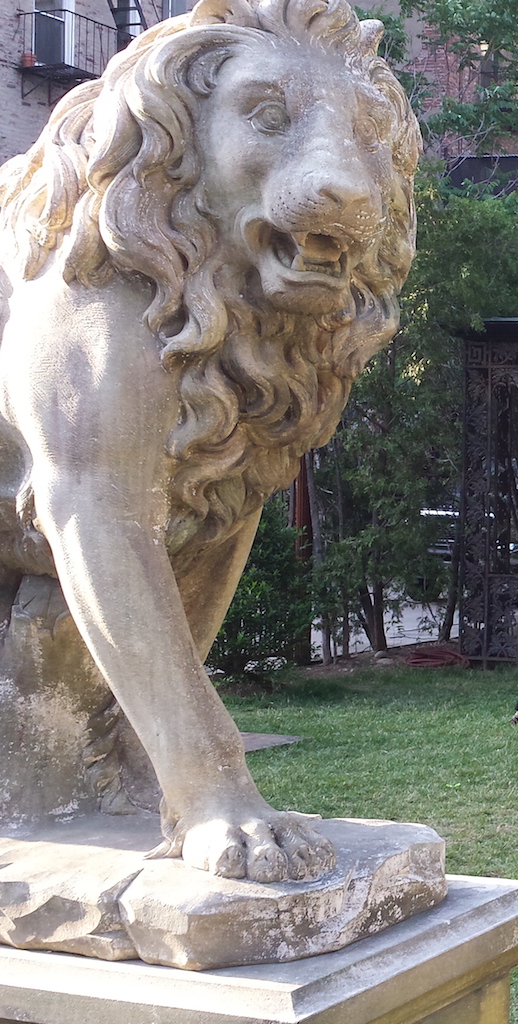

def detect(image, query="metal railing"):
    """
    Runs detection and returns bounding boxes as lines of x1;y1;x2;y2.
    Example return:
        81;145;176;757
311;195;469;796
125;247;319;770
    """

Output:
18;9;118;81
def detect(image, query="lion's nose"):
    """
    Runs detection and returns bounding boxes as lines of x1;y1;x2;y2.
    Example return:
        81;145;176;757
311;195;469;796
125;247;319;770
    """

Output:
315;176;380;219
293;163;383;237
264;159;382;241
319;182;368;208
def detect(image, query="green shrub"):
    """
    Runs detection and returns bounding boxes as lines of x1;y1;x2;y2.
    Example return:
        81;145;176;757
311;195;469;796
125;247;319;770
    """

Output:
208;497;312;680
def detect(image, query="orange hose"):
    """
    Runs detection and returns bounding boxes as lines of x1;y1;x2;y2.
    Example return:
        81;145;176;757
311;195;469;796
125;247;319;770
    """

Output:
404;648;470;668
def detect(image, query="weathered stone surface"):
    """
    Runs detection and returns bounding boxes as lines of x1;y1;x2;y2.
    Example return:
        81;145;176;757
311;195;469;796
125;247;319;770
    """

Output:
0;575;127;825
0;815;159;960
241;733;302;752
0;876;514;1024
0;574;161;825
0;816;446;970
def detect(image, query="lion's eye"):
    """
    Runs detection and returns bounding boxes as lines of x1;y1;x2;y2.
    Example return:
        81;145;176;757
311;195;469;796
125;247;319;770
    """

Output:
354;117;380;150
249;102;290;135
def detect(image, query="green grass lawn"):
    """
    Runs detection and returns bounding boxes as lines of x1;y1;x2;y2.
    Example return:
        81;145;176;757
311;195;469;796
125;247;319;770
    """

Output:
222;663;518;1020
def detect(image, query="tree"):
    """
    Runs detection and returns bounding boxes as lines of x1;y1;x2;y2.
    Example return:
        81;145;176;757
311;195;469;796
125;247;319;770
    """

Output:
209;497;312;679
312;177;518;652
373;1;518;157
313;308;459;651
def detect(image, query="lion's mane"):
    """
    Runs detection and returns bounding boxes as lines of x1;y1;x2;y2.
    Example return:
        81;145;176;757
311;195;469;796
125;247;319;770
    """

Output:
0;0;421;571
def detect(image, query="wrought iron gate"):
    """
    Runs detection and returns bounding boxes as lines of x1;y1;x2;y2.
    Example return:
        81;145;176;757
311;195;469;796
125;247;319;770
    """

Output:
461;319;518;664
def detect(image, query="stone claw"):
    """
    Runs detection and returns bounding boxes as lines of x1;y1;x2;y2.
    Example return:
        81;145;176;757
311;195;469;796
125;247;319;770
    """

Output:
151;807;336;883
144;835;183;860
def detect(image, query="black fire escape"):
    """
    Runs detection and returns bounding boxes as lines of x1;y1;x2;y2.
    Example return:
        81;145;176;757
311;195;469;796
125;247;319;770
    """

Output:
17;4;152;105
18;9;118;104
105;1;148;50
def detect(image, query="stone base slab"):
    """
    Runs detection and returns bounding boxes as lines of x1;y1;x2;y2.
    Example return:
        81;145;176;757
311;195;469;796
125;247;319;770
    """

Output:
0;815;446;969
0;877;517;1024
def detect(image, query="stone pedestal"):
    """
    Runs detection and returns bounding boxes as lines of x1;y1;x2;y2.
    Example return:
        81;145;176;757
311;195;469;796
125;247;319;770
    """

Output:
0;815;446;969
0;876;516;1024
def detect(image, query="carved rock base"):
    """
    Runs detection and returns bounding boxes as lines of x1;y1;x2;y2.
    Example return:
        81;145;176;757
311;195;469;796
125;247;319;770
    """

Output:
0;815;446;970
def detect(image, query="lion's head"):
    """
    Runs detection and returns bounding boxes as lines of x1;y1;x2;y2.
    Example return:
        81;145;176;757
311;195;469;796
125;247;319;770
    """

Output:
0;0;421;568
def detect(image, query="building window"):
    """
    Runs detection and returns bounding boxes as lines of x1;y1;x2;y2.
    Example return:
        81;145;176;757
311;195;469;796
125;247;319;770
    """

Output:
33;1;76;66
479;43;498;89
162;0;192;17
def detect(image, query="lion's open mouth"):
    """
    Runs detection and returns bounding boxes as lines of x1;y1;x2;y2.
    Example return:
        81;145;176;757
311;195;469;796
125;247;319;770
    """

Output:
269;228;345;279
239;217;354;312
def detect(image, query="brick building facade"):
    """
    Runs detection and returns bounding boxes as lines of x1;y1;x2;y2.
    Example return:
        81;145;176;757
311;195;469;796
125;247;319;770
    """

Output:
0;1;193;164
362;0;479;145
362;1;518;165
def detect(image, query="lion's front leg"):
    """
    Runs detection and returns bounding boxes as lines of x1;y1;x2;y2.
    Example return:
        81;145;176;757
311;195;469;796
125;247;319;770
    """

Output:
30;468;334;882
0;266;334;883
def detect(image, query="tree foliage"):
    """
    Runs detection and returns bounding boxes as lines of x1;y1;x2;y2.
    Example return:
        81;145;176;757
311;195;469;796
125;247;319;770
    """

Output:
312;172;518;651
408;179;518;330
209;498;312;679
358;1;518;157
215;2;518;666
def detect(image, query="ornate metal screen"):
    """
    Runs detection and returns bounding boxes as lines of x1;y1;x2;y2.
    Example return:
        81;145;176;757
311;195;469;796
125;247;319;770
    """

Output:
461;319;518;664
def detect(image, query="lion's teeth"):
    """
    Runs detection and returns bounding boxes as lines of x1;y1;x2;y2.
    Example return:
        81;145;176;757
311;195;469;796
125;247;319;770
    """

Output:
291;254;307;272
291;254;342;277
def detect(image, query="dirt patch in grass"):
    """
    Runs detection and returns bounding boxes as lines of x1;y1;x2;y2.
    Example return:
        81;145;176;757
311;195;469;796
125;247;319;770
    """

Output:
214;640;465;690
299;639;464;676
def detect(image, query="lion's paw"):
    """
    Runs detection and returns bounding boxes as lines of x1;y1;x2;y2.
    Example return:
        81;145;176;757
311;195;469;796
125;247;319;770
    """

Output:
147;812;335;883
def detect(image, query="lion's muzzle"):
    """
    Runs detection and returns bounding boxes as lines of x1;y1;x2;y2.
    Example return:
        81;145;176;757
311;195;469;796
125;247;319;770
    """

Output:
237;140;387;314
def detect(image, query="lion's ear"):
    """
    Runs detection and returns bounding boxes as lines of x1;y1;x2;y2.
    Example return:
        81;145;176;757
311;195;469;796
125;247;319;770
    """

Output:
190;0;257;27
359;18;384;56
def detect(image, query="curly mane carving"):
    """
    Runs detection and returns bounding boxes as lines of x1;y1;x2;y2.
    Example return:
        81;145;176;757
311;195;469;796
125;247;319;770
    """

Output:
0;0;421;571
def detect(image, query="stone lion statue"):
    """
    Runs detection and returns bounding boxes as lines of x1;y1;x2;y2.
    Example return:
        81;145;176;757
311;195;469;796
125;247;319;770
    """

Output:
0;0;420;881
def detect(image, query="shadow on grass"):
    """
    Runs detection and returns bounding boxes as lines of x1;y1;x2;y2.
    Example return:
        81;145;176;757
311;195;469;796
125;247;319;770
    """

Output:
223;663;506;712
